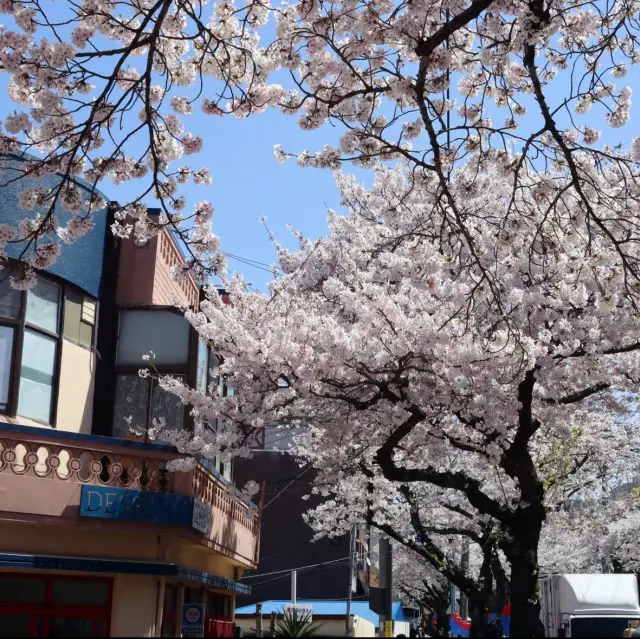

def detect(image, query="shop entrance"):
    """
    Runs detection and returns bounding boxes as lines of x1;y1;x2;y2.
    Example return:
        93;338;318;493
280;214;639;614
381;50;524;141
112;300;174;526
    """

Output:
0;573;112;637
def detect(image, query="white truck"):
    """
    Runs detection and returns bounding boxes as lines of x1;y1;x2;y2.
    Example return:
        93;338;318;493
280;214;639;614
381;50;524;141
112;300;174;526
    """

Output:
540;573;640;637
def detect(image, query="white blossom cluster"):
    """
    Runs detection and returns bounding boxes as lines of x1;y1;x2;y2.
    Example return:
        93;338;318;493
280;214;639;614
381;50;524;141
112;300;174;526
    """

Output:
1;0;640;285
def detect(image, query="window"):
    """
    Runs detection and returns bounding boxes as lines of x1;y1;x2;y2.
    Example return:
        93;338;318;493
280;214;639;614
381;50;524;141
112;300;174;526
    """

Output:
0;265;97;426
63;290;96;348
116;310;190;366
0;573;111;638
112;309;191;440
199;347;231;479
112;374;185;439
0;277;20;320
18;330;57;423
206;592;232;620
0;326;14;411
196;340;208;395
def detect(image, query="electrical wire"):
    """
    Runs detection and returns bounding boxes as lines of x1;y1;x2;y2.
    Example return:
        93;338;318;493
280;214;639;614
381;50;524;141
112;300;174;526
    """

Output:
241;554;357;580
223;252;275;270
222;252;281;275
248;560;353;588
262;464;312;511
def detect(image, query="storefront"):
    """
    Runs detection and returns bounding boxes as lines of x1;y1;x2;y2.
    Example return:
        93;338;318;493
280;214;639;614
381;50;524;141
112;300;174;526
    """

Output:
0;573;111;637
0;550;247;638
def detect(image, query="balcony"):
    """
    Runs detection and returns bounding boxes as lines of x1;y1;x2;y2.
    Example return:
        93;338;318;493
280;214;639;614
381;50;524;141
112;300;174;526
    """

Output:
0;423;259;569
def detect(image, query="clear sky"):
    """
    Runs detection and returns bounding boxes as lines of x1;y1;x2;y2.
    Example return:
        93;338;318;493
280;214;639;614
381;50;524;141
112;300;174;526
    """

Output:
1;9;639;291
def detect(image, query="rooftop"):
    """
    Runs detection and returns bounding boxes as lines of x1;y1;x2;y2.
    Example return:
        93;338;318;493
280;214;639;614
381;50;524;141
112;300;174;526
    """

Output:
235;600;407;627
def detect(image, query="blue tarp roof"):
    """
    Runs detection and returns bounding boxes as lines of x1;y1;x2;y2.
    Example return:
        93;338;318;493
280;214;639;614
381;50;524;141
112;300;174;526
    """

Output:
235;600;406;627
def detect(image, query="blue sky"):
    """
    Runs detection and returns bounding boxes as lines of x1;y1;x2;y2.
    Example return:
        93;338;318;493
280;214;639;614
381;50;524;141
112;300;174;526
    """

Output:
1;8;639;290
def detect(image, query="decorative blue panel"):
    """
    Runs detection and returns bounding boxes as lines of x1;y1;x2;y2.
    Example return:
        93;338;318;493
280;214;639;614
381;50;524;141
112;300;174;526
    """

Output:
0;154;110;298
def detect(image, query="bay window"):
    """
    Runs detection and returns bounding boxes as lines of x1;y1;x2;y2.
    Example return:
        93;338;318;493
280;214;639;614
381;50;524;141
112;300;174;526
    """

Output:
112;309;190;440
0;266;97;426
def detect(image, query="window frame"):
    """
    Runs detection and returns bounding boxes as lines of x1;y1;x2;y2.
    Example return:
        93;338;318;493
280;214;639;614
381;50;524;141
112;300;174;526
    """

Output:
112;306;193;441
0;572;112;637
201;345;234;482
0;264;98;427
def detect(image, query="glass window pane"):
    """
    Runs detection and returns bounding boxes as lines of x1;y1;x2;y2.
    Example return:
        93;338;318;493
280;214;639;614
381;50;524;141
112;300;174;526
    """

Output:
18;329;56;423
0;614;30;637
185;587;201;604
78;321;93;348
51;578;110;606
116;310;189;367
113;374;150;438
161;621;176;638
207;350;221;394
0;273;21;320
196;341;208;394
150;378;184;431
63;289;82;342
49;618;93;638
0;576;46;603
0;326;14;411
81;298;96;325
26;278;60;334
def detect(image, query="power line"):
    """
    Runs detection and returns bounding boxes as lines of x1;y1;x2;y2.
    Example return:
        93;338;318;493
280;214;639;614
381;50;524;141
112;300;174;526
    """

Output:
223;252;275;274
241;554;356;580
223;252;275;269
249;561;352;589
262;464;312;510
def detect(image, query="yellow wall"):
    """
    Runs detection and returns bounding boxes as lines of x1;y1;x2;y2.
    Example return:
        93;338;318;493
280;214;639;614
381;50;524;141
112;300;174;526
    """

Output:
111;574;159;637
56;339;96;433
0;338;96;431
0;520;235;581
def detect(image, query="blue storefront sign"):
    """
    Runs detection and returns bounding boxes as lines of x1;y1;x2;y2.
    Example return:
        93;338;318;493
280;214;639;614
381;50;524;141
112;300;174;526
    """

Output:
182;603;205;636
80;485;192;526
192;499;212;536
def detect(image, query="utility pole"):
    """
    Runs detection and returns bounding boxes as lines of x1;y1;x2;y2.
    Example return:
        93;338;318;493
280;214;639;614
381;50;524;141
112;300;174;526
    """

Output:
291;570;297;604
346;526;357;636
378;536;393;638
255;602;263;638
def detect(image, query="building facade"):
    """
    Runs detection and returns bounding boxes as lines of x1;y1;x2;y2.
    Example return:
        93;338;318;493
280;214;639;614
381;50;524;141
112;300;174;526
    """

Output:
234;425;369;607
0;156;260;637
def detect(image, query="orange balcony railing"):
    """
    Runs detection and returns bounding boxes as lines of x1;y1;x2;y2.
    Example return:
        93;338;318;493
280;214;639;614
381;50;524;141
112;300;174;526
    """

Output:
0;423;259;567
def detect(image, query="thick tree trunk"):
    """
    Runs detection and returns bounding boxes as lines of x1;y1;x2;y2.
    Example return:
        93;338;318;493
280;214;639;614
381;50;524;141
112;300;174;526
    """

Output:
469;600;489;637
469;542;494;638
510;556;543;637
508;525;545;638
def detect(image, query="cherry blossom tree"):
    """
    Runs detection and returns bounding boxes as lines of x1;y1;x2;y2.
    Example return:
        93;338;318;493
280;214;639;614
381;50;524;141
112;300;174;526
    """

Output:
299;464;508;635
148;161;640;635
538;485;640;576
3;0;640;291
4;0;640;634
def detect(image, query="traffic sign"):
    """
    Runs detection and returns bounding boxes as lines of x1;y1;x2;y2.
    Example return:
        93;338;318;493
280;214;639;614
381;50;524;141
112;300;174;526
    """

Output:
182;603;205;637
